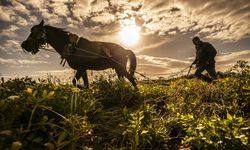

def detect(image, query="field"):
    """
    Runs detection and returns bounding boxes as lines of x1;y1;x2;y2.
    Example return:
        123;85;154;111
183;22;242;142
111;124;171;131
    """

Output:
0;61;249;150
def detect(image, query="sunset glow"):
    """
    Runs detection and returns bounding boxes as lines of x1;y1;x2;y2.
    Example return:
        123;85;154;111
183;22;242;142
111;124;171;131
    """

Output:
119;18;140;47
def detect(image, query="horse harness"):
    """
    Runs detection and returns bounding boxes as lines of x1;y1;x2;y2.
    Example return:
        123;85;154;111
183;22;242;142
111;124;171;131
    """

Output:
60;33;80;66
60;33;112;67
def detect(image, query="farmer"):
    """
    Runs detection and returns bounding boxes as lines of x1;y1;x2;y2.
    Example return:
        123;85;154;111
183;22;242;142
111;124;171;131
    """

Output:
192;36;217;82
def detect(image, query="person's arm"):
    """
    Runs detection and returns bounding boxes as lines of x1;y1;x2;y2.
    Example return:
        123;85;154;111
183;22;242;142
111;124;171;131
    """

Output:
192;56;197;65
197;45;208;67
192;46;198;65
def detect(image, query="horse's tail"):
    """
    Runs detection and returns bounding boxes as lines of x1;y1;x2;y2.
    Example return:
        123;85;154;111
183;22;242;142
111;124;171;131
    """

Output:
126;50;137;76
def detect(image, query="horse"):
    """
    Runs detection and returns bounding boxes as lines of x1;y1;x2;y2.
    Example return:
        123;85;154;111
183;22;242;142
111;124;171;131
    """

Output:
21;20;138;89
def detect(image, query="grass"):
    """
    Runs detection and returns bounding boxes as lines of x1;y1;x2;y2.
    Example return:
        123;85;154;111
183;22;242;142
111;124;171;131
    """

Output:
0;60;249;150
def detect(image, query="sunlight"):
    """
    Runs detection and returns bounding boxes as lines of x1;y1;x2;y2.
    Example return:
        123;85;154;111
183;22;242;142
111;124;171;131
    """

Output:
119;18;140;47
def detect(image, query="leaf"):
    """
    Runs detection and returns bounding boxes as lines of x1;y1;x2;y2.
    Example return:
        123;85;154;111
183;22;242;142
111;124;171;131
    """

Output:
71;87;80;93
41;115;48;123
141;130;148;135
241;127;250;130
139;115;144;121
0;130;12;136
26;87;33;94
7;96;20;100
44;142;55;150
135;132;139;145
43;90;47;97
33;137;43;143
11;141;22;150
226;113;233;121
58;132;68;144
48;91;55;97
57;141;70;149
32;90;38;97
123;106;128;115
238;117;243;123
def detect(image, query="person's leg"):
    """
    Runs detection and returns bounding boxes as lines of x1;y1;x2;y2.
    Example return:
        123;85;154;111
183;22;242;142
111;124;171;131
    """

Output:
206;63;217;80
195;65;212;82
194;65;206;78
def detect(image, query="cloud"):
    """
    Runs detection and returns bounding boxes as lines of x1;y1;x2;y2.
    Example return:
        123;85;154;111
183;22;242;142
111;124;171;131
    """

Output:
138;55;189;67
0;39;21;53
136;36;172;52
12;1;30;15
181;0;250;41
1;0;248;42
216;50;250;70
0;5;16;22
137;64;168;75
0;0;249;79
134;0;250;41
136;54;191;78
0;25;20;38
0;57;48;65
0;1;31;26
49;0;69;17
90;12;116;25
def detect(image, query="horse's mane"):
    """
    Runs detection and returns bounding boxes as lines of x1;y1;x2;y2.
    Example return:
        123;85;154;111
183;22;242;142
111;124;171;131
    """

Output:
44;25;89;42
44;25;69;40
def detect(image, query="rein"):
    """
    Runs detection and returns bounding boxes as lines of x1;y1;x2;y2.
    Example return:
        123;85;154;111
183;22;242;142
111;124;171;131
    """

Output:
40;47;108;58
74;47;109;59
39;44;121;67
38;28;193;81
39;46;193;80
39;46;110;67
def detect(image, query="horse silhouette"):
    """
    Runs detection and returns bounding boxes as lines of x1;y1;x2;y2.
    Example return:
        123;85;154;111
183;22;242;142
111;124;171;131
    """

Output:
21;20;137;89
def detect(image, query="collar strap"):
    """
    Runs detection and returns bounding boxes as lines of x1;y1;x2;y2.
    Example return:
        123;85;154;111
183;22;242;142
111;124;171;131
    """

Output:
40;28;47;41
68;33;80;45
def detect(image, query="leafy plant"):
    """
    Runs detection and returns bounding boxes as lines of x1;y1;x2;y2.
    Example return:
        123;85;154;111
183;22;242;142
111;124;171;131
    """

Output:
0;60;249;149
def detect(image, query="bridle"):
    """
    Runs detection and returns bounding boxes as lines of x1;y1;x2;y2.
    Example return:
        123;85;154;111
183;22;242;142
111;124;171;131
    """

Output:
35;27;47;48
28;26;48;54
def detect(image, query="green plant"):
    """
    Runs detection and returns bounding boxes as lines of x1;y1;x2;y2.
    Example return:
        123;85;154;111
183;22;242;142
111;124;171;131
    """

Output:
0;61;249;149
178;112;250;149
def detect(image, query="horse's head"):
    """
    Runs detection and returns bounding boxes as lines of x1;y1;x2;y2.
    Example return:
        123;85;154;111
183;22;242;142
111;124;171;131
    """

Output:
21;20;46;54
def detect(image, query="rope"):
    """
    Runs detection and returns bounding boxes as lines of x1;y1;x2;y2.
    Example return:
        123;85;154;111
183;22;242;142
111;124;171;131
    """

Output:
135;65;193;81
39;45;194;81
74;47;109;59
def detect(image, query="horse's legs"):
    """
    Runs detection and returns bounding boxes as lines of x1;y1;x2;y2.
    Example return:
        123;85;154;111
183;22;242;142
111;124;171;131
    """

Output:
82;70;89;88
124;73;138;90
72;70;83;87
115;68;124;80
116;66;138;90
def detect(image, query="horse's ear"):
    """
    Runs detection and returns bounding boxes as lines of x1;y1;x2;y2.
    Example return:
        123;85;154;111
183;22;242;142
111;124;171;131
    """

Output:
39;20;44;27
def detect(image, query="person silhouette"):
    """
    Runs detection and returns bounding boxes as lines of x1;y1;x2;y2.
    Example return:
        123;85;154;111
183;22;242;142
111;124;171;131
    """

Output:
192;36;217;82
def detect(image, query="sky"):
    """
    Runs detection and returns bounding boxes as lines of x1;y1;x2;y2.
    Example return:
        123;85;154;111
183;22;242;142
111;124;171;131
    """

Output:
0;0;250;80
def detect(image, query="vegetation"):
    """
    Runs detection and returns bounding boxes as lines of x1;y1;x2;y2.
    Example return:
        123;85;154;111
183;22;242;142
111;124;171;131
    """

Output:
0;60;249;150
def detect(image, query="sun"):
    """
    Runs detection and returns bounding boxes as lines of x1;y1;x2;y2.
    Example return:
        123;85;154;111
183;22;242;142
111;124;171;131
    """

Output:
119;18;140;47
